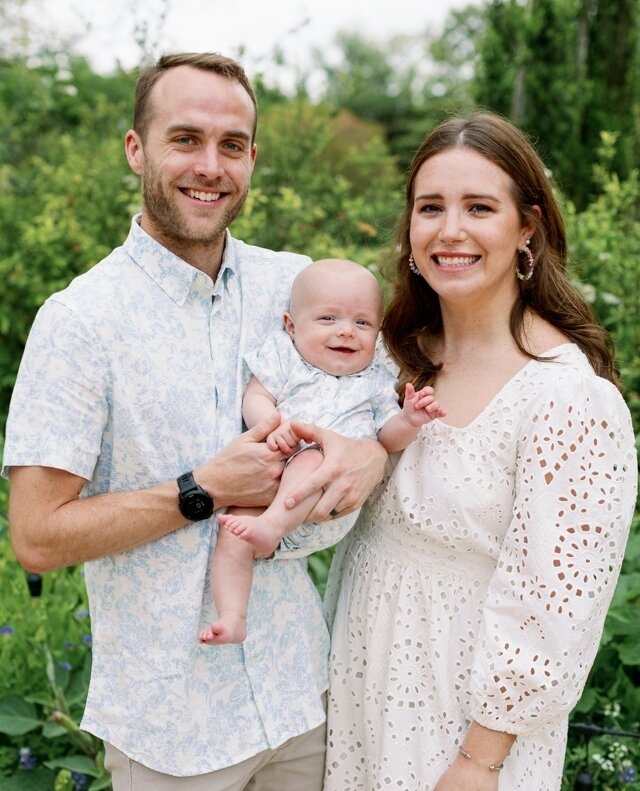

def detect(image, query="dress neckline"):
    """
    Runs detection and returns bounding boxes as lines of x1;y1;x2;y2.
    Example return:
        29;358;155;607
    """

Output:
436;342;578;432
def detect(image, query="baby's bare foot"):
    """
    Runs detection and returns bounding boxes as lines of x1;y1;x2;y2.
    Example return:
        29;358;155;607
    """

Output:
198;612;247;645
218;513;281;556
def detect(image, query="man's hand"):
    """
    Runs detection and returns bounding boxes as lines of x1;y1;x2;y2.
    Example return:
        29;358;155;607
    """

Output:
196;413;287;509
283;422;387;520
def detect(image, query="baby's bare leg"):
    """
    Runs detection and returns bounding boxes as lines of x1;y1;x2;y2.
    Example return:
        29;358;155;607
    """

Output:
218;448;324;555
198;514;260;645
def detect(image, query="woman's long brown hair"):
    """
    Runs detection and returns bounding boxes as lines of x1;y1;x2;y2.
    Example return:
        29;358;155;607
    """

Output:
382;111;619;396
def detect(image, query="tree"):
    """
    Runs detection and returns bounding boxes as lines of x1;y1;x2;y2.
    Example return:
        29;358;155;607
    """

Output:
472;0;640;206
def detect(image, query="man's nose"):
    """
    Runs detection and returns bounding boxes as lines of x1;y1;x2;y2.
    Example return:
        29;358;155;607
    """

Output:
194;145;224;180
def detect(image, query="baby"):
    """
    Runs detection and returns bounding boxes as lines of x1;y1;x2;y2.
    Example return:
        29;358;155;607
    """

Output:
198;258;444;644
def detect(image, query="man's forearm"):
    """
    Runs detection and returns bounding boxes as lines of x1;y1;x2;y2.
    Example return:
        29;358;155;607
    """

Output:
9;466;186;572
9;416;288;572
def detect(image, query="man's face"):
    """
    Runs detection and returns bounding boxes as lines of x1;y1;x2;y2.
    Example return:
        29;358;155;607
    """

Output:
126;65;256;267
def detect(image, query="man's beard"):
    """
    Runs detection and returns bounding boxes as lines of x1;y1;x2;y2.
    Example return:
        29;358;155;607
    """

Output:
142;160;248;250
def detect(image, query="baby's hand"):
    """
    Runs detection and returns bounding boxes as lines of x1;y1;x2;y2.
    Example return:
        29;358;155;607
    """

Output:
266;419;301;455
402;382;446;426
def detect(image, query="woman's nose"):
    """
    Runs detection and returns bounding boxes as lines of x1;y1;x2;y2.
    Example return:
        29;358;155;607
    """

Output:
439;210;465;243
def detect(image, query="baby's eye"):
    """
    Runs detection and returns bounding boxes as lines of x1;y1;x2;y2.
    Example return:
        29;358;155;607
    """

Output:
356;319;372;327
319;315;335;322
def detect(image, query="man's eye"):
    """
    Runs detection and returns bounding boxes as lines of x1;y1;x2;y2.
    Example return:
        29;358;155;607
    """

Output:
176;136;196;146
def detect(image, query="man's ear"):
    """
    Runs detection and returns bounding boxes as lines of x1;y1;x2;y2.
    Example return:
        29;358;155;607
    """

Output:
125;129;144;176
283;313;295;340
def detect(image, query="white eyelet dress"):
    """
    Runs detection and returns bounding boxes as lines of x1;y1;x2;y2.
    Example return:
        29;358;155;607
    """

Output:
325;344;637;791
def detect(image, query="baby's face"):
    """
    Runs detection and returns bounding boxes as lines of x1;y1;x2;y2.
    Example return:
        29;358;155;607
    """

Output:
284;270;382;377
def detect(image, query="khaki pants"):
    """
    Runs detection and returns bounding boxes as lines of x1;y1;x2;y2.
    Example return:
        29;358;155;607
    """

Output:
104;720;326;791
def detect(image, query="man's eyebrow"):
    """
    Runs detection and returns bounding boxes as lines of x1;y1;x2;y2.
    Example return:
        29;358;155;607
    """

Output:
165;124;252;142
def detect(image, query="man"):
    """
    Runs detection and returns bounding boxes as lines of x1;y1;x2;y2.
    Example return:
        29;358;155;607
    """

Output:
2;53;386;790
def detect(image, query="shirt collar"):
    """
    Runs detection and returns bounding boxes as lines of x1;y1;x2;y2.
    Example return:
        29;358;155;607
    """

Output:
123;215;237;306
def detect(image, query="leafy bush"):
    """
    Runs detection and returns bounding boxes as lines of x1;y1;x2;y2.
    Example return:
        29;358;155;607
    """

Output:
0;53;638;791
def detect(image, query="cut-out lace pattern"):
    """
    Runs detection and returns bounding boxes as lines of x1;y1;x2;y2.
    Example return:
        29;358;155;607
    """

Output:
325;345;637;790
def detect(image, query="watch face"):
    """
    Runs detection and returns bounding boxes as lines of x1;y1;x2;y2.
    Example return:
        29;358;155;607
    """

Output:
182;492;213;521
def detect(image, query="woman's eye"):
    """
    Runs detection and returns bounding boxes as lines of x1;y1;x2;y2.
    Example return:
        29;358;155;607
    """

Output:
418;204;441;214
469;204;492;215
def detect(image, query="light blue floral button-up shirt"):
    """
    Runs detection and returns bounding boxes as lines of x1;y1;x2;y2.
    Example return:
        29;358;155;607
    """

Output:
3;217;356;775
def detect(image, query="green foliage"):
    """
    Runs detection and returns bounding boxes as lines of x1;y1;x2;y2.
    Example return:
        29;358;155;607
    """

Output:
232;99;402;267
0;21;638;788
566;131;640;427
0;509;109;788
472;0;640;207
0;56;137;426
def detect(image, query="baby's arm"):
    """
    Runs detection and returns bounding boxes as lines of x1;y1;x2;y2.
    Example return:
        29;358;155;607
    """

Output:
242;377;299;454
377;382;445;453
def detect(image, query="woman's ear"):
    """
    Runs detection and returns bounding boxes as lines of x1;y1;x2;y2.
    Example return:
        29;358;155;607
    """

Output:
522;204;542;245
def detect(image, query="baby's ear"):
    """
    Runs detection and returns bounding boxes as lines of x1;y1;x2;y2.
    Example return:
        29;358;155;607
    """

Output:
283;313;295;339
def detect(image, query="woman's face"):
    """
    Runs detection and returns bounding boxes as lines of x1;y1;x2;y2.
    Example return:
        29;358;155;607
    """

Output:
409;147;534;309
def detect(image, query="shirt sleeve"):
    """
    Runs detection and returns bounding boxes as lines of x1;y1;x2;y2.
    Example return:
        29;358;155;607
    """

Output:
243;330;292;401
368;356;401;432
2;298;109;480
469;377;637;735
272;512;360;559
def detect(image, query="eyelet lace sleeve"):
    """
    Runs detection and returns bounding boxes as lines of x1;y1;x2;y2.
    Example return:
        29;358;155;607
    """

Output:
469;379;637;735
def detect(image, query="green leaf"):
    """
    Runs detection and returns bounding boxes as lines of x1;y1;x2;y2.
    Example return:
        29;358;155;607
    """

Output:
42;720;68;738
572;686;597;714
0;767;56;790
616;639;640;667
88;773;114;791
0;695;41;735
43;755;100;777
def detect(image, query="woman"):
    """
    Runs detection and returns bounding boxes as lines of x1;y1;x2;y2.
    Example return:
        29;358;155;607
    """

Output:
324;112;637;790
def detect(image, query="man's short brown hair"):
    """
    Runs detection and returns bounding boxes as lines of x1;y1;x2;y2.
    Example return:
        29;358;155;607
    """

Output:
133;52;258;142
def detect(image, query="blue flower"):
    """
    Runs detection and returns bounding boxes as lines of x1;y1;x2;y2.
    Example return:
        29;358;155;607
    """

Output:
620;766;637;783
18;747;37;770
1;625;14;636
72;771;90;790
82;634;93;647
64;640;75;650
74;609;89;620
59;661;72;672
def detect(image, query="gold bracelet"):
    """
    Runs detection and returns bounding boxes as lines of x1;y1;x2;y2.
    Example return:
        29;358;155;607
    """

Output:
458;745;504;772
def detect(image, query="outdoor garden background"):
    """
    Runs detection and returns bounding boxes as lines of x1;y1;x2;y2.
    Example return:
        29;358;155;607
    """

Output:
0;0;639;788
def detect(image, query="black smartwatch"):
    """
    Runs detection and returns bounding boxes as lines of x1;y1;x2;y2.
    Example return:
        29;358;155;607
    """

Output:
177;471;214;521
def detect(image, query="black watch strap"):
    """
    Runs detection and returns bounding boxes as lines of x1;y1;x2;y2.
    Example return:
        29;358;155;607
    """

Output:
177;471;214;521
177;471;200;496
